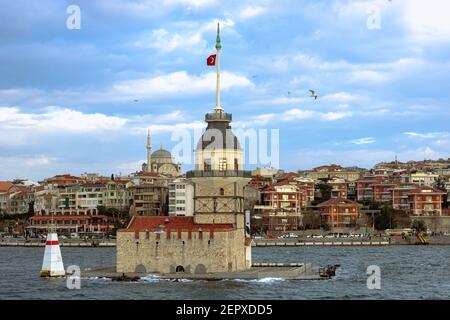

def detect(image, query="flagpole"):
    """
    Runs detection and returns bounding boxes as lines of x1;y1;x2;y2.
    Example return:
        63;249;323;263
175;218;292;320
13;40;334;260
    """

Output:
215;23;222;113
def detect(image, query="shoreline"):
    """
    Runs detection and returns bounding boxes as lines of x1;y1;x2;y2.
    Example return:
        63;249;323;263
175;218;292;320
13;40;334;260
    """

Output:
2;237;450;247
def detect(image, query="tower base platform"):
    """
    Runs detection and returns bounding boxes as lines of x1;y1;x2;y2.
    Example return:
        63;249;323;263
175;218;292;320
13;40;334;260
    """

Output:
81;263;339;281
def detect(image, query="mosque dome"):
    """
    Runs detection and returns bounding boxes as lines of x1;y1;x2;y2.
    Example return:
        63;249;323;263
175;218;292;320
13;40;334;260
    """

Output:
152;147;172;158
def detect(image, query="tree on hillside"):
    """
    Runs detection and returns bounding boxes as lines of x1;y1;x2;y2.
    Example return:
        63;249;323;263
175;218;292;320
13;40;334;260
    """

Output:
411;219;427;233
302;211;321;229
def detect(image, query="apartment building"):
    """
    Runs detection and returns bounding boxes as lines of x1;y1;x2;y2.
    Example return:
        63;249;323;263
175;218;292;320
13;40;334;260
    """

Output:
255;183;304;232
168;178;194;216
103;179;133;209
408;187;445;216
318;197;361;228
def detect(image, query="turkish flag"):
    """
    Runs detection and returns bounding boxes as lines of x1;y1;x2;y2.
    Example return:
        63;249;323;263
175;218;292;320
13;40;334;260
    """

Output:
207;54;216;66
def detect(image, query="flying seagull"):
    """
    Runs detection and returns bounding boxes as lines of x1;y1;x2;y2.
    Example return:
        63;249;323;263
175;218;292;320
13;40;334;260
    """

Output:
133;99;139;102
309;90;318;100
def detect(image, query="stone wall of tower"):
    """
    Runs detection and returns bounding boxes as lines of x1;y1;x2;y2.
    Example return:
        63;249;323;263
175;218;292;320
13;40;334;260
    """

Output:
117;228;250;274
191;177;249;227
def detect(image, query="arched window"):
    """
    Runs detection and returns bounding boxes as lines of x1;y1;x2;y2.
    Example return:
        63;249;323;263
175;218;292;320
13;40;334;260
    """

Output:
176;265;185;273
220;188;224;196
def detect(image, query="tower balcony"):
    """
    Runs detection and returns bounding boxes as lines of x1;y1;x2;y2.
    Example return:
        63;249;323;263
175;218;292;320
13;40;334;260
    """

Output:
205;112;232;122
186;170;251;178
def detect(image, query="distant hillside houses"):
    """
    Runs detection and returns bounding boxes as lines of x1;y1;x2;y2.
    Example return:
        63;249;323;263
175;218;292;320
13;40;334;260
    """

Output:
1;157;450;235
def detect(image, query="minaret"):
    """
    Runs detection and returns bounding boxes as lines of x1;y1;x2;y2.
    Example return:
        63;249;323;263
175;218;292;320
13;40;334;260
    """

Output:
146;129;152;173
215;23;223;113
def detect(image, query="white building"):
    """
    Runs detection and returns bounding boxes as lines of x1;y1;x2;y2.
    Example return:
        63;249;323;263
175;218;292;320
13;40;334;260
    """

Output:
168;178;194;216
76;183;105;209
410;172;439;187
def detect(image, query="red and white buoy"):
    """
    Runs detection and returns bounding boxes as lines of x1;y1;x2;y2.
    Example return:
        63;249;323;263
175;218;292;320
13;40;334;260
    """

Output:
40;232;65;277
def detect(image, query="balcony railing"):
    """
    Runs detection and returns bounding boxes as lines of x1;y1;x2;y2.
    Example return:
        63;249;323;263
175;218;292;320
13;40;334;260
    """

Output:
205;112;232;122
186;170;252;178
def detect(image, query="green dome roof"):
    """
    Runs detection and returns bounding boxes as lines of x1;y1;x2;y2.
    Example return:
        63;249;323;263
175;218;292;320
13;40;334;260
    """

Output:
152;147;172;158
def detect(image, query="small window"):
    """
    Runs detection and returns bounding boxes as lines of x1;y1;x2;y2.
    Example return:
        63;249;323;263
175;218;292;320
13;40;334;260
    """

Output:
219;158;227;171
220;188;224;196
204;159;212;171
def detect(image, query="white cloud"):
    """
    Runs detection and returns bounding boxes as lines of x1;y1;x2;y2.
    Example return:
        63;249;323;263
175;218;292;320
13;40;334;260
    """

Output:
113;71;252;97
235;108;353;128
0;70;252;106
403;131;450;139
322;92;362;102
135;18;235;52
250;96;307;106
334;0;450;45
0;107;127;133
349;137;375;145
0;155;57;180
292;53;430;86
116;159;146;173
136;29;205;52
402;0;450;44
240;6;266;18
163;0;217;8
147;121;205;134
22;155;56;167
95;0;216;19
0;107;206;139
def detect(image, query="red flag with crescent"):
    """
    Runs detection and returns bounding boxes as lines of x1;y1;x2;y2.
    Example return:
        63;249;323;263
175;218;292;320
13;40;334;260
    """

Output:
207;54;216;66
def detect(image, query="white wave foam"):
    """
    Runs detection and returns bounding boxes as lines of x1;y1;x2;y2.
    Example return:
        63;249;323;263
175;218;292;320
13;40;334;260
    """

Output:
140;275;193;283
233;277;286;283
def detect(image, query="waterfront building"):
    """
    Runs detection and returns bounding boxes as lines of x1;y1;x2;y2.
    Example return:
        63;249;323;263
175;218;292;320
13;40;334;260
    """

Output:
117;24;252;274
391;183;420;211
0;181;14;214
33;186;58;215
4;185;34;215
128;173;168;216
272;174;315;208
407;187;445;216
255;182;304;232
103;179;133;210
57;184;79;210
29;208;113;236
317;197;361;228
76;183;106;209
371;180;396;203
356;175;386;201
293;177;315;207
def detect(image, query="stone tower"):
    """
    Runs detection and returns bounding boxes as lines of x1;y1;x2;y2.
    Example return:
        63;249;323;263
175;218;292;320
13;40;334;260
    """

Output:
116;23;253;275
185;24;252;270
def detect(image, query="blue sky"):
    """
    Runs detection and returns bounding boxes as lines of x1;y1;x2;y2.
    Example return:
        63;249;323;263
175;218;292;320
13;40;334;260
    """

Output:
1;0;450;180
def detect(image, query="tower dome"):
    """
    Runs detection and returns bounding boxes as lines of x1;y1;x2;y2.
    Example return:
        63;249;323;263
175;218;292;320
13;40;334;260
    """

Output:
196;111;241;151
